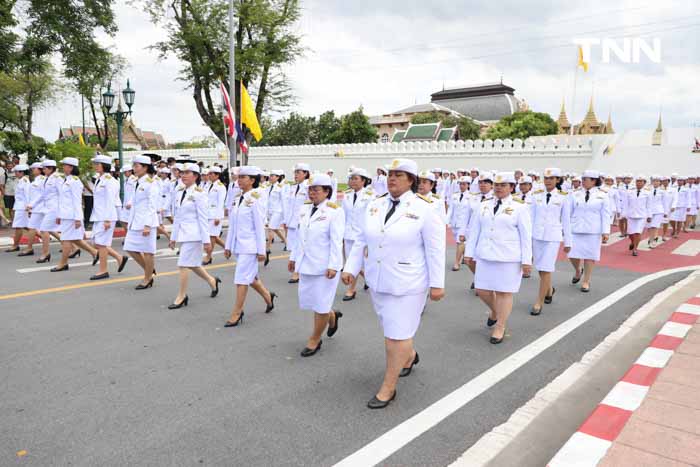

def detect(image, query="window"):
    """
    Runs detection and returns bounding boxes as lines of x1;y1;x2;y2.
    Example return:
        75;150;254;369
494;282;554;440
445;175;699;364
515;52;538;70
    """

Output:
381;133;389;143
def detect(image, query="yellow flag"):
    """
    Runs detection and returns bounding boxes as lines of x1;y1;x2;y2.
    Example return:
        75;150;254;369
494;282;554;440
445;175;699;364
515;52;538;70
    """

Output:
240;82;262;142
78;133;86;146
577;45;589;72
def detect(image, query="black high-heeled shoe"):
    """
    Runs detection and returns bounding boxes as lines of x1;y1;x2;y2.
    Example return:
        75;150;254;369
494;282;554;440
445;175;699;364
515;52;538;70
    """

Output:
36;254;51;263
91;254;99;266
224;311;244;327
18;250;34;257
327;311;343;337
135;278;154;290
90;272;109;281
69;249;81;259
399;352;419;377
202;258;212;266
544;287;556;304
490;330;506;344
211;277;222;298
300;340;322;357
50;264;69;272
530;306;542;316
168;296;189;309
265;292;277;313
342;292;356;301
264;250;271;266
5;246;20;253
487;317;497;327
367;390;396;409
117;256;129;273
287;277;299;284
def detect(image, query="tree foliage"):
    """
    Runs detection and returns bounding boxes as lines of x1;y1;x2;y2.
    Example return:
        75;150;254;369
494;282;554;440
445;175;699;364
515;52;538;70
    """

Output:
138;0;304;146
484;111;558;140
410;111;481;140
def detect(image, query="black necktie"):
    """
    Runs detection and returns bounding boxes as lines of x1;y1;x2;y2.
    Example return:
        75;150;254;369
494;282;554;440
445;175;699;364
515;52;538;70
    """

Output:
653;188;657;196
238;195;244;206
295;184;300;196
637;189;640;197
546;193;551;204
209;183;214;192
493;199;502;214
269;185;274;195
585;190;590;203
311;205;318;217
481;194;486;202
180;189;187;205
353;192;357;205
94;178;100;189
385;199;399;224
459;193;463;202
135;181;140;192
522;193;526;202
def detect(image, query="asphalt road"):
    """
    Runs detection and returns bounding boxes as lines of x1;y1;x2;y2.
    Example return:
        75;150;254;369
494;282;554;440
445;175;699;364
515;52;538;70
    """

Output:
0;238;691;466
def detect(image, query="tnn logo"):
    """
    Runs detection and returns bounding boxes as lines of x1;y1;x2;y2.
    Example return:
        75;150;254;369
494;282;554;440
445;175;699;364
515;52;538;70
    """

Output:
573;38;662;64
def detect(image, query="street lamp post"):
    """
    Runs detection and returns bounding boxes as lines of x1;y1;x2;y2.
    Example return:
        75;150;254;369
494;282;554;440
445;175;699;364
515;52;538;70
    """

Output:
102;80;135;200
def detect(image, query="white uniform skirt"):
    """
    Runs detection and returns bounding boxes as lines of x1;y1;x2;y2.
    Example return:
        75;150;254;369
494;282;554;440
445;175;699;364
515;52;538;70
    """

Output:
287;227;298;253
208;219;222;237
40;211;60;232
689;206;698;216
369;289;428;340
92;221;116;247
60;219;85;241
28;212;45;230
647;213;664;229
298;273;340;313
568;233;602;261
119;207;130;223
452;227;465;244
474;258;522;293
533;239;560;272
627;217;646;234
178;241;204;267
234;253;259;285
267;211;284;230
343;239;355;260
12;210;29;228
670;208;687;222
124;227;157;254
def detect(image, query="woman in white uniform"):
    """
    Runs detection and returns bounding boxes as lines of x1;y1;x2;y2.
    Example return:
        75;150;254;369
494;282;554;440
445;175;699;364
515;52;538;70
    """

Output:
447;176;472;271
9;164;31;252
19;163;46;257
265;170;288;263
529;168;572;316
224;166;276;327
283;163;311;283
372;167;388;197
568;170;611;292
646;176;665;248
341;168;373;300
123;155;159;289
168;163;222;309
202;166;227;265
465;172;532;343
289;174;345;356
669;176;689;238
37;160;62;263
343;158;445;409
417;171;448;222
89;154;128;280
119;165;136;228
51;158;98;272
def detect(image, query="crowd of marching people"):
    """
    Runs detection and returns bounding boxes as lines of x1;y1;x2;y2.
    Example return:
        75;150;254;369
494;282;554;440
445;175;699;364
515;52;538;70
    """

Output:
3;152;699;408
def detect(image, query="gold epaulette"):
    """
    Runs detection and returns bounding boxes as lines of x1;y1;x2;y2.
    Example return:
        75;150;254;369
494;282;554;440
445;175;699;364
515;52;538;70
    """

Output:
559;190;568;195
512;197;524;204
417;193;433;203
251;191;260;199
304;200;312;204
326;202;339;209
146;177;154;183
194;186;203;192
344;189;353;194
72;175;79;181
534;189;544;194
105;174;112;179
216;180;224;186
432;193;441;199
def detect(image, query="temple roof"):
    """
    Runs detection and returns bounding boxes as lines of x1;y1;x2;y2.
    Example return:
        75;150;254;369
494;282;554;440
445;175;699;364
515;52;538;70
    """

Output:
557;98;571;128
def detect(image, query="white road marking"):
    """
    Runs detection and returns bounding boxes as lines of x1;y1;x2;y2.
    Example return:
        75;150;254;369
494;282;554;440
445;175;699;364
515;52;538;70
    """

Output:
672;239;700;256
635;347;674;368
334;265;700;467
658;321;692;338
600;381;648;411
548;432;611;467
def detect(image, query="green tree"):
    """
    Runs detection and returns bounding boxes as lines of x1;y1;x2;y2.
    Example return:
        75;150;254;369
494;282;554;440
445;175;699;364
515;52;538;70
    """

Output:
410;111;481;140
258;112;316;146
485;111;558;140
316;110;341;144
0;130;51;163
334;107;377;144
47;139;97;175
138;0;304;146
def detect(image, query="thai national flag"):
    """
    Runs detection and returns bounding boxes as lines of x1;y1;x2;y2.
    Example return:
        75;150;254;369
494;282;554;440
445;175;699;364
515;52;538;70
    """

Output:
220;82;236;140
235;121;249;154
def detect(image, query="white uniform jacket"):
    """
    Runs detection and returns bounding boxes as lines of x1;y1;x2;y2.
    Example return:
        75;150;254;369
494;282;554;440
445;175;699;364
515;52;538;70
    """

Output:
90;174;121;222
284;180;309;229
266;182;286;215
623;187;651;219
344;191;446;296
127;175;159;230
172;185;210;243
224;189;266;255
672;186;690;211
13;176;30;212
27;174;47;214
57;175;83;221
447;190;473;236
43;173;62;217
530;189;573;246
207;180;227;220
342;187;374;241
372;175;388;197
290;199;345;275
465;195;533;264
570;187;612;235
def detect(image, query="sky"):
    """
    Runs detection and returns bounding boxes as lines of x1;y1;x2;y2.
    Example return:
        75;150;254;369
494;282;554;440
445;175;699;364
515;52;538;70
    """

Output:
33;0;700;144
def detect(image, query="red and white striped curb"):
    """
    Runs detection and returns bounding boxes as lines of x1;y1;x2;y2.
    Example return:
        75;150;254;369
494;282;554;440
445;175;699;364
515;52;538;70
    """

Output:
548;296;700;467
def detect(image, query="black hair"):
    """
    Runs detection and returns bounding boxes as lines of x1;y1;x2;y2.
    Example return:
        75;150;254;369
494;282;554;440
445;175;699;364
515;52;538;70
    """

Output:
361;176;371;187
44;166;56;175
278;174;286;182
245;174;261;188
407;173;418;193
146;164;157;176
320;185;333;200
96;162;111;173
583;177;602;187
16;169;29;177
194;173;202;185
555;176;563;190
69;165;80;176
510;183;517;194
302;170;310;180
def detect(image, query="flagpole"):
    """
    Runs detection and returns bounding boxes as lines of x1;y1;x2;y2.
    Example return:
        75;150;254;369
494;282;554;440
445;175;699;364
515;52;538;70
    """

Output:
228;0;237;167
571;58;578;136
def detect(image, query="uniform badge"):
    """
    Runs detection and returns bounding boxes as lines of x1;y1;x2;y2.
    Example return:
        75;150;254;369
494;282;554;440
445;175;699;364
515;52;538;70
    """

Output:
370;207;379;216
187;195;195;202
405;213;419;220
504;207;514;215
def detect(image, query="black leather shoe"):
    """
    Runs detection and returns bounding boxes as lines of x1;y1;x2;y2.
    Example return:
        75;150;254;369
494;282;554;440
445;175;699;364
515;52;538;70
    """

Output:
135;278;154;290
36;254;51;263
18;250;34;257
487;318;497;327
264;250;271;266
168;296;189;309
632;251;638;257
288;277;299;284
364;284;369;291
342;292;356;302
580;286;590;293
92;254;99;266
327;311;343;337
544;287;555;304
5;246;20;253
367;391;396;409
530;307;542;316
470;282;475;290
300;340;322;357
68;249;81;259
224;312;244;327
399;352;419;377
50;264;69;272
117;256;129;273
211;277;222;297
571;275;581;284
265;292;277;313
202;258;212;266
90;272;109;281
490;335;505;344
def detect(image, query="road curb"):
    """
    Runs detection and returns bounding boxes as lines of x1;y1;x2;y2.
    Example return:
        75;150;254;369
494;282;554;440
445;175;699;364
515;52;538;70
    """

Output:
547;295;700;466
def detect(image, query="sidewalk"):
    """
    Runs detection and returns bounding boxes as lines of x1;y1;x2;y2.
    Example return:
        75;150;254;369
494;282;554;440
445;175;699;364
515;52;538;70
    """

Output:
549;296;700;466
